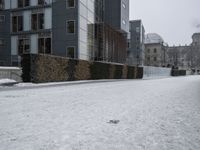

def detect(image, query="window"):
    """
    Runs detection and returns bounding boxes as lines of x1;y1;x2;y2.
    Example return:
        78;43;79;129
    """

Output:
0;0;4;9
147;57;150;61
122;20;126;25
136;27;140;33
147;49;150;53
12;15;23;32
0;39;5;46
154;48;157;53
18;39;30;55
154;57;157;61
18;0;30;8
67;47;75;58
38;0;48;5
67;0;75;8
122;3;126;9
0;15;5;23
31;13;44;30
128;42;130;48
67;20;75;33
38;37;51;54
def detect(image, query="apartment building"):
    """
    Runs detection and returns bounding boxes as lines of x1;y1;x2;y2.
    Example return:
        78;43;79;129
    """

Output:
0;0;129;66
0;0;52;66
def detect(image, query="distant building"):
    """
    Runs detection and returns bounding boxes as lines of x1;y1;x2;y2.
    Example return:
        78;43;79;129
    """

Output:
166;33;200;70
127;20;145;66
167;45;191;68
144;33;167;67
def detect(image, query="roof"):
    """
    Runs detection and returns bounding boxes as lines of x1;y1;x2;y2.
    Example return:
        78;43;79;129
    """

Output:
145;33;164;44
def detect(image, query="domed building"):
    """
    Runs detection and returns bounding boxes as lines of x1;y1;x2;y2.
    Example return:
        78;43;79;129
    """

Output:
145;33;164;44
144;33;167;67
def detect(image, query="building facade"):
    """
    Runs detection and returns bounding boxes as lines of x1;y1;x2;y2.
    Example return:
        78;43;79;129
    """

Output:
144;33;167;67
104;0;129;34
0;0;129;66
166;33;200;70
127;20;145;66
0;0;53;66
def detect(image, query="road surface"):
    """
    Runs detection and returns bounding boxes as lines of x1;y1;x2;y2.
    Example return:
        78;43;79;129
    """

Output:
0;76;200;150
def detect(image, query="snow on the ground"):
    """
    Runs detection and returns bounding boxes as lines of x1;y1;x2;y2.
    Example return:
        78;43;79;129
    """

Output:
0;67;20;70
0;76;200;150
0;79;17;84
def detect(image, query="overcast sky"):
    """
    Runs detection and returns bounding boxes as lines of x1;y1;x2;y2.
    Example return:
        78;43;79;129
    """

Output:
130;0;200;46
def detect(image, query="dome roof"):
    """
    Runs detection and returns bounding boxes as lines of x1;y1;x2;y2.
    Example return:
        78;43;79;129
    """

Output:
145;33;164;44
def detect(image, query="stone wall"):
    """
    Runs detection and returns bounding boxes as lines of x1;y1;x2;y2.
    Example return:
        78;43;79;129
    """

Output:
21;54;143;83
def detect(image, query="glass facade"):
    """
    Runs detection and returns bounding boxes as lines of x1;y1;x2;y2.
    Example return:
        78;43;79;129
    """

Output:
78;0;95;60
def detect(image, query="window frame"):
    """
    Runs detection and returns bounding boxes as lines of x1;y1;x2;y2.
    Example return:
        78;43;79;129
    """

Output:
18;38;30;55
12;15;24;32
38;37;52;54
17;0;30;8
66;0;75;8
31;13;45;31
66;20;76;34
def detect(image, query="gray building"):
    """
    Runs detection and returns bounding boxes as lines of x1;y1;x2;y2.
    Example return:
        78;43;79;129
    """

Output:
127;20;145;66
0;0;129;66
144;33;167;67
104;0;129;34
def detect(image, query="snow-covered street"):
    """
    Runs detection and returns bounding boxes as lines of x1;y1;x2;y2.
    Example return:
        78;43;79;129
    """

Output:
0;76;200;150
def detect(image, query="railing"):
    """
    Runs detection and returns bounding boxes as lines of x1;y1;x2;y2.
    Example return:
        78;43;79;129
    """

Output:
143;66;171;79
0;67;22;82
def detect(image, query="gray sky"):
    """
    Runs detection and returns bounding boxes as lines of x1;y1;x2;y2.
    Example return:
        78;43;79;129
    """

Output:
130;0;200;46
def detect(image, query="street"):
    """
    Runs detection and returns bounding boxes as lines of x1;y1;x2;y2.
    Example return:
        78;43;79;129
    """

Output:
0;76;200;150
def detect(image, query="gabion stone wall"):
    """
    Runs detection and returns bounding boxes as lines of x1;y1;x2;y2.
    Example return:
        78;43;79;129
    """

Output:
21;54;143;83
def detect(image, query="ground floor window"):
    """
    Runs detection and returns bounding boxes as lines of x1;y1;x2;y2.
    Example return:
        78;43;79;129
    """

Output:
67;47;75;58
18;38;30;55
38;37;51;54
